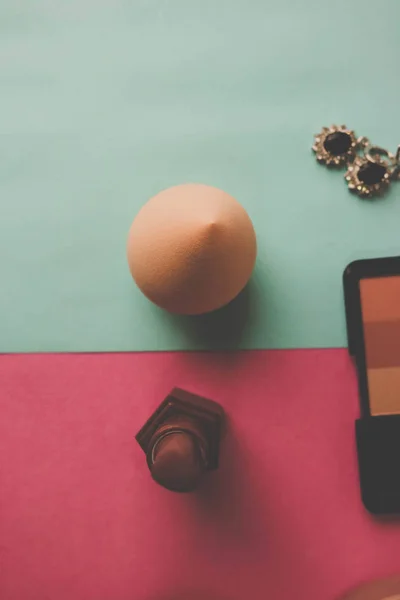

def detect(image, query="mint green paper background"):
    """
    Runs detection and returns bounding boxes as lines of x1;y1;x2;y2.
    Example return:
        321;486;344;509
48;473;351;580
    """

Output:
1;0;399;353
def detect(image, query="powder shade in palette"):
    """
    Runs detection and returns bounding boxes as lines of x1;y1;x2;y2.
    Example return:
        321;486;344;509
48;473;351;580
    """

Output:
344;257;400;515
360;275;400;417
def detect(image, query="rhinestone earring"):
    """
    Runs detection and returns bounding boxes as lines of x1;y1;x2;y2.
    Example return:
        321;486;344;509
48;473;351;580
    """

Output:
345;144;400;198
312;125;365;168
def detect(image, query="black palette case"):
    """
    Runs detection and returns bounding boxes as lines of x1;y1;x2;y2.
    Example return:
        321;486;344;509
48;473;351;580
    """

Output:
344;256;400;515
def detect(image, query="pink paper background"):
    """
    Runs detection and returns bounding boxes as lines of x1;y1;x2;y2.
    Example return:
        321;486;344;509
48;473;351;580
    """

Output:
1;349;400;600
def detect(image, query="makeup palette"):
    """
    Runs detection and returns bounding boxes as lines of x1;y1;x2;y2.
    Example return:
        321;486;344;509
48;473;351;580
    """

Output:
344;256;400;514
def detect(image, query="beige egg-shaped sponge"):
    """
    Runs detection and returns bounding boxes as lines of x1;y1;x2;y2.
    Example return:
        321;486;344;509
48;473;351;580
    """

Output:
127;184;257;315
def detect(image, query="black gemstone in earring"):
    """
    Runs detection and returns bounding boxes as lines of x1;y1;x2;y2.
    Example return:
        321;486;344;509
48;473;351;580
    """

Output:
345;146;395;198
323;131;352;156
357;161;387;186
313;125;358;167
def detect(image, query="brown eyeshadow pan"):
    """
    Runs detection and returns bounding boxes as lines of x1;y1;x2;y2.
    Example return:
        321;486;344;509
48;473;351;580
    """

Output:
360;276;400;416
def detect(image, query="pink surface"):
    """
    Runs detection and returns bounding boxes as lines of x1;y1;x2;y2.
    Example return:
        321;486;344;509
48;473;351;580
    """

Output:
1;349;400;600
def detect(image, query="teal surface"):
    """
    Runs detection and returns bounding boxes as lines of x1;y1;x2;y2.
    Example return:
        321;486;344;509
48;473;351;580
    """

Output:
1;0;400;353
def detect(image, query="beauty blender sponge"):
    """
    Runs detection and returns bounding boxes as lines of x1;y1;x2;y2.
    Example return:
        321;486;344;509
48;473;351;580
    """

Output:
127;184;257;315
